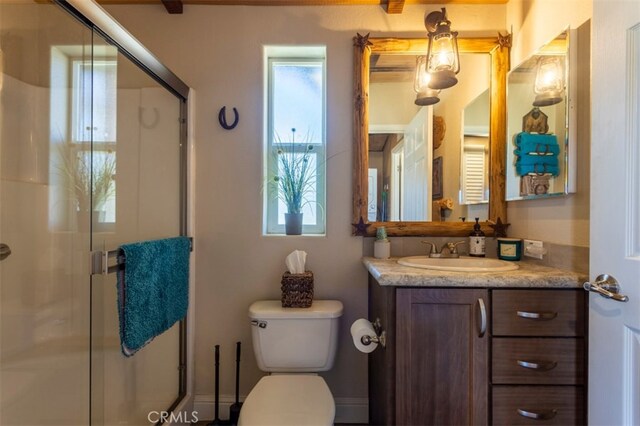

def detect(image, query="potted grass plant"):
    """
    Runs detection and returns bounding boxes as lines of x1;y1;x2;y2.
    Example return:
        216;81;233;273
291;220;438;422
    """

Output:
272;128;316;235
56;144;116;230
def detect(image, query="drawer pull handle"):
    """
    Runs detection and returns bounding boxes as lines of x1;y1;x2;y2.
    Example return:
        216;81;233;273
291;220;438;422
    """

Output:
517;408;558;420
517;359;558;371
517;310;558;320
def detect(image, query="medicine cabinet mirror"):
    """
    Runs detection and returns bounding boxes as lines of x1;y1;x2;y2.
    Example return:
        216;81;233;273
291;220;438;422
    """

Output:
506;29;576;200
353;35;510;236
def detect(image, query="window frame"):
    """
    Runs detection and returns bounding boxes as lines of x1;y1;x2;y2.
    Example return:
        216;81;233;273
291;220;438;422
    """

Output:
264;54;327;235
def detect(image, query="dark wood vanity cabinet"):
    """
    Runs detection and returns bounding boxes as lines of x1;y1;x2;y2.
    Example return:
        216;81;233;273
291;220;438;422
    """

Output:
369;278;489;425
368;277;587;426
491;289;586;426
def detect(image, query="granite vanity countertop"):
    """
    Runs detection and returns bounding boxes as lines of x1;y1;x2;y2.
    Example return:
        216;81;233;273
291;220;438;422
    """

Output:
363;257;588;288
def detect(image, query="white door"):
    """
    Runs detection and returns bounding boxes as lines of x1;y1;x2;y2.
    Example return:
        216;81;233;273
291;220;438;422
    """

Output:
402;107;432;221
368;168;378;222
589;1;640;425
391;143;403;221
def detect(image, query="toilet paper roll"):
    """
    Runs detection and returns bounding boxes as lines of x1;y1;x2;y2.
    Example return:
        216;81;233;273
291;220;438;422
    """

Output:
350;318;378;353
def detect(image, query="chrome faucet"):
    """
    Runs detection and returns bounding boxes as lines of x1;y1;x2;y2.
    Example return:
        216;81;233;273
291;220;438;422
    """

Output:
421;241;466;258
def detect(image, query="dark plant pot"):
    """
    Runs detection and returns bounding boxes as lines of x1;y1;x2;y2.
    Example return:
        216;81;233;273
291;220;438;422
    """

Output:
285;213;303;235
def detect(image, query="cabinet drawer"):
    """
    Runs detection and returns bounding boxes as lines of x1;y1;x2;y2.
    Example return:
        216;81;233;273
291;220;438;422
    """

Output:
492;386;584;425
492;290;585;337
492;338;584;385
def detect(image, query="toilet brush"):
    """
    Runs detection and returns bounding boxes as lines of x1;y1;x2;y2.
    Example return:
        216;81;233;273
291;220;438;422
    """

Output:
208;345;229;425
229;341;243;425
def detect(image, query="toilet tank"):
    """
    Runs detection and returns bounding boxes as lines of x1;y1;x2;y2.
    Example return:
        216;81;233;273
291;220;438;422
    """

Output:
248;300;343;372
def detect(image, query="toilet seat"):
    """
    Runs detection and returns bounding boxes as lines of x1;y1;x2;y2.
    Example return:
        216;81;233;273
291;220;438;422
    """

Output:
238;375;335;426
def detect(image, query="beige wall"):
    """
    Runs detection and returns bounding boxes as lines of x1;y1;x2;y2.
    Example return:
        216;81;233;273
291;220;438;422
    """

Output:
506;0;592;247
104;3;505;418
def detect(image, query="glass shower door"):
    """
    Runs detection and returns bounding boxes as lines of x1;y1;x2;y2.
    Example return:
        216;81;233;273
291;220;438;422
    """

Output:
0;2;92;424
89;30;184;425
1;2;186;424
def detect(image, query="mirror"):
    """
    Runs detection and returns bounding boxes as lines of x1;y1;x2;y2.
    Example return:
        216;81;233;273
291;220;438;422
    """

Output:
506;30;576;200
353;35;510;236
460;88;490;216
368;54;491;223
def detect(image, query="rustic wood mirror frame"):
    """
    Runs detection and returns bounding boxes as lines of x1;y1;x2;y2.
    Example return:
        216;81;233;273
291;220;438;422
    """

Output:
353;34;511;237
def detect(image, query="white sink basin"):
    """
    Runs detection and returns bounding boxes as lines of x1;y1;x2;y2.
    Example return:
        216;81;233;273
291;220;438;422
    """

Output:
397;256;519;272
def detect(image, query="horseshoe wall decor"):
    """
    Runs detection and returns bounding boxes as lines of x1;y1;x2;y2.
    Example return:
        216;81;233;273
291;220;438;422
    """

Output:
218;106;239;130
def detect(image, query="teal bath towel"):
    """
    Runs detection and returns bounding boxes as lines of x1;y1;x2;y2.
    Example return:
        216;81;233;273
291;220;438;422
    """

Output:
514;132;560;177
516;163;560;176
117;236;190;357
514;132;558;148
513;151;559;167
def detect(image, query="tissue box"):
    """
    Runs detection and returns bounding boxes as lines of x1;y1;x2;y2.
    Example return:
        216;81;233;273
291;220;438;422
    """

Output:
281;271;314;308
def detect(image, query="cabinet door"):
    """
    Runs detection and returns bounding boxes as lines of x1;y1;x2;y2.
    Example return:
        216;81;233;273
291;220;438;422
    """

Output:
396;288;489;426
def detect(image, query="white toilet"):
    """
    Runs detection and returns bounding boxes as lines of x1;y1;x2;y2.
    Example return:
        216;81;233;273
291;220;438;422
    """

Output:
238;300;344;426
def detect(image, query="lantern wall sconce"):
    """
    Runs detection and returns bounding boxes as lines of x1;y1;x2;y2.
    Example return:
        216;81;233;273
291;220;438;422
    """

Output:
424;7;460;90
532;56;565;107
413;55;441;106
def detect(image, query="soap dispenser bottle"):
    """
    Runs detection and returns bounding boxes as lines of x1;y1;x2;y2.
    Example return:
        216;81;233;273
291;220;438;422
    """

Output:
469;218;486;257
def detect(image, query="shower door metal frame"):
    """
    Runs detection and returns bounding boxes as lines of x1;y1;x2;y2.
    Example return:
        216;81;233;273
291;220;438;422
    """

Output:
54;0;190;422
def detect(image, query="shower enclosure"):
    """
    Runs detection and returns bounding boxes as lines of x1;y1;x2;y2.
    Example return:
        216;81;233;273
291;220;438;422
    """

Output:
0;1;190;424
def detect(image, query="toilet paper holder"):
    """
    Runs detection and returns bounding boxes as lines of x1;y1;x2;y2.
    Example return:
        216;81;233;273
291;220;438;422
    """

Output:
361;318;386;348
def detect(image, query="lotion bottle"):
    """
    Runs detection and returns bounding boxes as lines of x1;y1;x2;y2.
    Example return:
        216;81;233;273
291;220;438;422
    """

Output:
469;218;486;257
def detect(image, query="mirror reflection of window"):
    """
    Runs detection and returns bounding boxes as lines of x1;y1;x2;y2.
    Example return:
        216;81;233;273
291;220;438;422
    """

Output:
73;60;117;142
461;142;488;204
72;58;117;228
49;46;118;231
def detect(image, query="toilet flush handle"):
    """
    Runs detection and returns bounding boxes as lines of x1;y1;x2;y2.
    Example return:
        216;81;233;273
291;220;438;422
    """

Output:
251;320;268;329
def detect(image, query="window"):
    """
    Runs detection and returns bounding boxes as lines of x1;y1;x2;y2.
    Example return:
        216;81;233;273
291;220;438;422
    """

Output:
72;59;118;226
264;48;326;235
73;60;117;143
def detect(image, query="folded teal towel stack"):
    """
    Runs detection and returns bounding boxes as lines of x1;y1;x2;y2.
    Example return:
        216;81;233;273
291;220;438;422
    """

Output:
513;132;560;176
515;132;558;149
516;164;560;176
514;144;560;156
513;152;559;166
117;236;190;357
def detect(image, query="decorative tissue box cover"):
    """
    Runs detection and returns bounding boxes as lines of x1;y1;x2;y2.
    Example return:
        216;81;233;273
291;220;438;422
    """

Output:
281;271;314;308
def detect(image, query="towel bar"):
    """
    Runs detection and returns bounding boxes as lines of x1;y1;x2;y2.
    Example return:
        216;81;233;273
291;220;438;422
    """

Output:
90;237;193;275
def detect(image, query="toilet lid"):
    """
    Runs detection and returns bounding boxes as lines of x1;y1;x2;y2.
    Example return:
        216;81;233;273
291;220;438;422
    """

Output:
238;375;335;426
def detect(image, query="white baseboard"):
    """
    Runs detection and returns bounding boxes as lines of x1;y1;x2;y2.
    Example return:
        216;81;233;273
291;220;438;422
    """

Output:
333;397;369;424
166;394;196;426
193;394;368;424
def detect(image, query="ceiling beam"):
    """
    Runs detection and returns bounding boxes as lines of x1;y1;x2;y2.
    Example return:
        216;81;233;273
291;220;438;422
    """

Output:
386;0;404;14
98;0;509;6
161;0;183;13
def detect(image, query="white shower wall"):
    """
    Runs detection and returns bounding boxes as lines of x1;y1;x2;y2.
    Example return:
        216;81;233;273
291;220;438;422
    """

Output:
0;72;90;425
